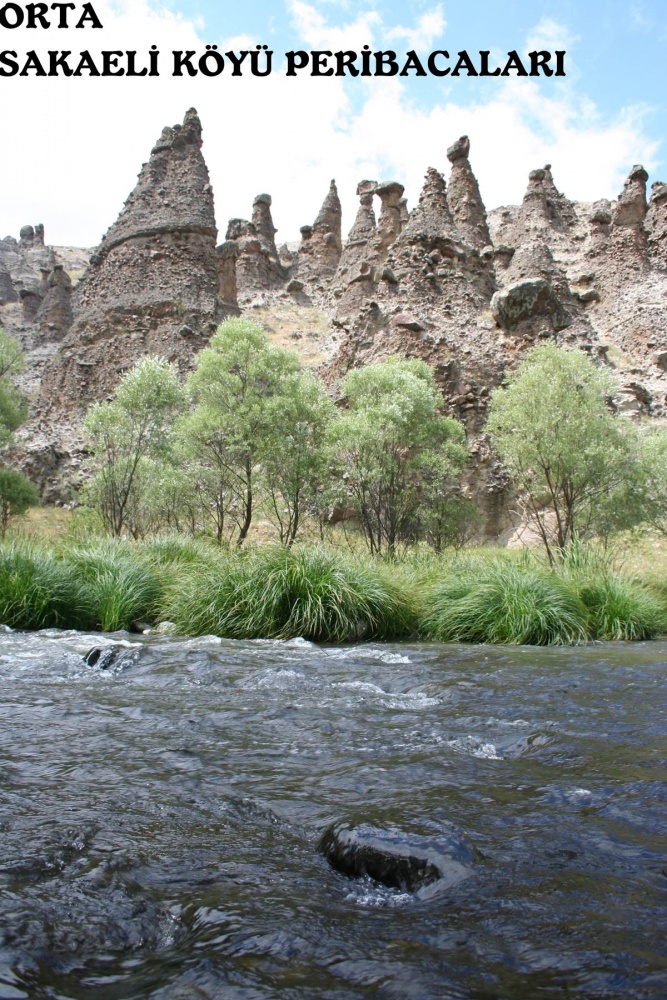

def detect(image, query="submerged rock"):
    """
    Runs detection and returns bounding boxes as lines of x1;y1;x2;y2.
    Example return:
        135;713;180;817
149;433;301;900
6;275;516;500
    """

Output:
319;821;475;897
84;646;133;670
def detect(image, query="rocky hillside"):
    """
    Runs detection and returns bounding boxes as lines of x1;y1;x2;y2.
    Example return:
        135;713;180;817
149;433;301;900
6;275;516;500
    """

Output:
1;108;665;533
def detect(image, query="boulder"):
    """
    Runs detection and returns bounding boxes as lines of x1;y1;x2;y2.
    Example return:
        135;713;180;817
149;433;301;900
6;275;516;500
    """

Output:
491;278;570;331
319;821;475;897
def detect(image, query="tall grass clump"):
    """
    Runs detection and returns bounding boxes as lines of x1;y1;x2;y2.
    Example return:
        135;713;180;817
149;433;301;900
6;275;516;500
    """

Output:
165;546;416;642
63;542;164;632
553;539;667;640
0;541;87;630
576;575;667;640
422;561;590;645
137;535;218;569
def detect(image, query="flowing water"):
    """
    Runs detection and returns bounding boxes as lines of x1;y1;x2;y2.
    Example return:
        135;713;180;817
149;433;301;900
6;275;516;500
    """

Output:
0;629;666;999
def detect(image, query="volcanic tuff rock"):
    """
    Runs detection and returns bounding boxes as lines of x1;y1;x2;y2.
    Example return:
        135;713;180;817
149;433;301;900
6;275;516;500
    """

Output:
38;108;237;414
4;112;667;534
293;180;343;302
226;193;286;301
446;136;491;249
6;109;242;495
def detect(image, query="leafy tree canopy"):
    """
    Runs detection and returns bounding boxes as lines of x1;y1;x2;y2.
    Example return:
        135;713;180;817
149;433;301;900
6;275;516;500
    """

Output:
487;342;639;559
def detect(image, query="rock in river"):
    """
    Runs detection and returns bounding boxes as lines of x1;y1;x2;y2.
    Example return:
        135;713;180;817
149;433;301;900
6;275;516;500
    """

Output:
319;820;475;898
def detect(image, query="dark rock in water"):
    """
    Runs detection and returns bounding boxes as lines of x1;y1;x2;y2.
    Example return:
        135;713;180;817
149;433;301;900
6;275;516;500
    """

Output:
84;646;128;670
319;821;474;896
130;620;152;634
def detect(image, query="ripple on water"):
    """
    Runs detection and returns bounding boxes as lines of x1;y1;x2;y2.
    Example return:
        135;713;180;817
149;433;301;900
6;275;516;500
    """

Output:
1;631;666;998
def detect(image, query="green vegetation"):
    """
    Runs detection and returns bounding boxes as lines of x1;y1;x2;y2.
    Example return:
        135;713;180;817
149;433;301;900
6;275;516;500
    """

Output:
179;318;309;546
64;542;163;632
164;545;415;642
84;358;184;538
80;321;475;552
0;328;41;537
0;542;87;631
422;562;590;646
0;469;40;538
327;358;468;556
630;428;667;539
0;538;665;645
4;324;667;648
0;327;28;446
487;342;640;563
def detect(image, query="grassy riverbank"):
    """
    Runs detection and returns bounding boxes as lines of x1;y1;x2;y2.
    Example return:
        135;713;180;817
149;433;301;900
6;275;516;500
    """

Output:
1;536;666;644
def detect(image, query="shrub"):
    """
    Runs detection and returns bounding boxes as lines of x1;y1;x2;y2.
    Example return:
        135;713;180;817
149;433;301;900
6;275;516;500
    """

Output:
0;469;40;537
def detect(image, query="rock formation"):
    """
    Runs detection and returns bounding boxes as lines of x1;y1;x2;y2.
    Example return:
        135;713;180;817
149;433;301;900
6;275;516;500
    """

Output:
227;193;285;300
38;108;236;412
0;227;56;332
330;180;378;316
292;180;342;301
3;112;667;535
36;265;73;340
330;148;498;425
446;136;491;249
646;181;667;266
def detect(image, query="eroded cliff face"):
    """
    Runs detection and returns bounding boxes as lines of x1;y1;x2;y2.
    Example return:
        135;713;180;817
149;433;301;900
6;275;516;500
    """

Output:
3;115;666;528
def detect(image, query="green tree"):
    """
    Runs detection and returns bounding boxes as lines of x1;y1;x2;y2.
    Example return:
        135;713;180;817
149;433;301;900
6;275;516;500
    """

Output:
487;342;638;562
0;326;28;445
180;318;301;546
262;370;335;545
626;428;667;538
84;358;184;537
326;357;468;556
0;468;40;537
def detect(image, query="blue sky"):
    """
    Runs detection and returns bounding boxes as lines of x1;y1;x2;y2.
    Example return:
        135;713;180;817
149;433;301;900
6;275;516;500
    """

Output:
1;0;665;246
165;0;667;138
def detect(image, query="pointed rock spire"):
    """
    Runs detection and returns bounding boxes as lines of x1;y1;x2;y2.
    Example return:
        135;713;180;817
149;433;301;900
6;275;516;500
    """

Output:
227;192;285;296
446;136;490;249
99;107;216;256
346;180;378;244
39;108;231;410
252;193;279;256
399;167;455;242
331;180;378;307
542;164;577;227
521;168;550;223
312;179;342;249
369;181;405;259
294;180;343;298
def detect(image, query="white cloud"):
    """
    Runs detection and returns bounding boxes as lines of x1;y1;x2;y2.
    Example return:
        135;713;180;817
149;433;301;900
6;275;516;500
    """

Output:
0;3;661;251
286;0;381;50
526;16;579;53
385;7;447;51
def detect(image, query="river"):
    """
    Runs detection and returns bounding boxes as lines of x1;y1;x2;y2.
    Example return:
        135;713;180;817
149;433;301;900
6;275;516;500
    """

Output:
0;629;665;999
